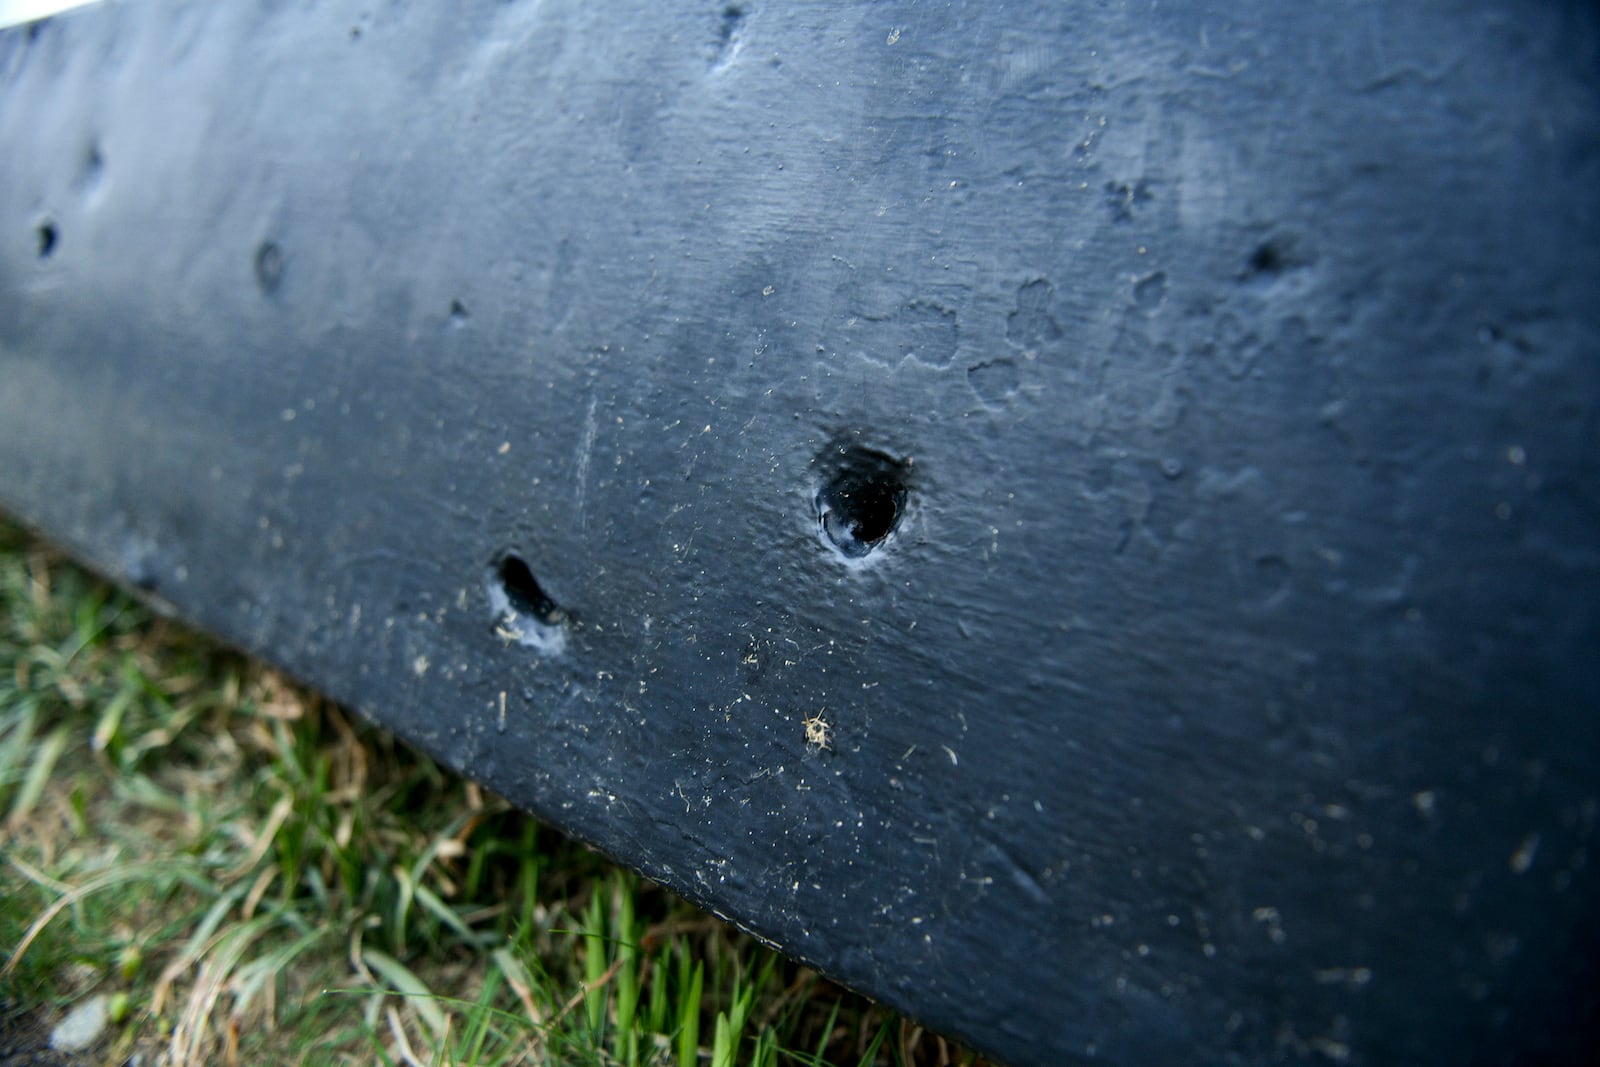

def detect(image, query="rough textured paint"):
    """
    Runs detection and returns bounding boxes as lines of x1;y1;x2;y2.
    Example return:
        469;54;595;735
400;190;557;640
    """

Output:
2;2;1598;1064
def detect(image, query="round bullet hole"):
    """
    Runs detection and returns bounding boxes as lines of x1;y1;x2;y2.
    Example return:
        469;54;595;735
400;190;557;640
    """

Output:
1246;241;1284;276
254;241;284;293
36;221;57;259
1241;237;1308;283
815;443;911;560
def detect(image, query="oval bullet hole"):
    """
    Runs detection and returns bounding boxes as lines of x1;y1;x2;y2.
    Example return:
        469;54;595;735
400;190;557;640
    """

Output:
36;221;57;259
487;553;569;655
254;241;284;293
497;554;563;626
815;443;911;560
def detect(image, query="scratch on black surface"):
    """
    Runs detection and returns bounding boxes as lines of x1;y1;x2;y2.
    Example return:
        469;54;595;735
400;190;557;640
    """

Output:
574;396;598;533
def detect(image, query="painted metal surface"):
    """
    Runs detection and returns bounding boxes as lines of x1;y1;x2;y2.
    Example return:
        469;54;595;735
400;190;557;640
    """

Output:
3;2;1598;1063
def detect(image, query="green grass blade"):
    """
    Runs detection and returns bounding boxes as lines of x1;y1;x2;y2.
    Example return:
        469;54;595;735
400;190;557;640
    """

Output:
413;881;481;946
583;888;608;1038
677;958;703;1067
854;1017;892;1067
4;721;69;826
710;1011;733;1067
611;876;641;1067
811;999;842;1066
362;947;449;1044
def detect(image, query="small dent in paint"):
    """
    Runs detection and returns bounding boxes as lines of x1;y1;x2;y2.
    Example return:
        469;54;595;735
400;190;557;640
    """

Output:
36;219;58;259
254;241;284;293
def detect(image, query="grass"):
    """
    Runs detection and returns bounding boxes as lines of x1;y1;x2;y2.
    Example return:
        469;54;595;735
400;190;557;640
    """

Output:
0;515;986;1067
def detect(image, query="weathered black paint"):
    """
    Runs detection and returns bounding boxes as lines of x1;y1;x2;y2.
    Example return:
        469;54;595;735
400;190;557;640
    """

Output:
3;2;1598;1063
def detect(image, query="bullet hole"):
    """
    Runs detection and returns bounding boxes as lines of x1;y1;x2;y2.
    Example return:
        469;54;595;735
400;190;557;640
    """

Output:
254;241;284;293
497;554;563;626
711;3;745;66
1247;242;1284;277
1241;237;1309;284
488;553;569;655
36;221;57;259
718;4;745;47
815;443;911;560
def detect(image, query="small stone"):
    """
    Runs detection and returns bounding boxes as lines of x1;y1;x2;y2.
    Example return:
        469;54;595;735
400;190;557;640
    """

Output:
49;993;109;1052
